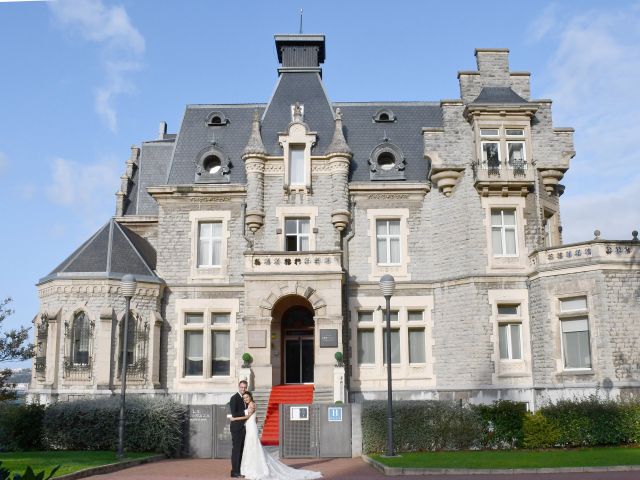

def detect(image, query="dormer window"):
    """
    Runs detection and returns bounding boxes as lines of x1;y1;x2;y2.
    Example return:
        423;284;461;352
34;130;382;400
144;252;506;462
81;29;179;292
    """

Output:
206;111;229;126
196;146;231;183
289;144;306;185
203;155;222;174
374;109;396;123
369;142;406;181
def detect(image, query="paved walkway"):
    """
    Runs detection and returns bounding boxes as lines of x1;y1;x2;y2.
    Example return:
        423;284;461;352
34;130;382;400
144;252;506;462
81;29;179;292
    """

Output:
82;457;640;480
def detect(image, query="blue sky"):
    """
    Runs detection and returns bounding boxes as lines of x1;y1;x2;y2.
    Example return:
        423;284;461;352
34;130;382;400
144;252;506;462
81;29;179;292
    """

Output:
1;0;639;367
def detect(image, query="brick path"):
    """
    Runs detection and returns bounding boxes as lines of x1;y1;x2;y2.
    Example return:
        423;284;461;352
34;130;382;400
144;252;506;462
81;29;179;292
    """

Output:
82;457;640;480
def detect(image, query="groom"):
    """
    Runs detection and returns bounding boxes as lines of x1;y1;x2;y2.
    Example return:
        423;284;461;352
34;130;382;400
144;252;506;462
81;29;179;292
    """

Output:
229;380;248;478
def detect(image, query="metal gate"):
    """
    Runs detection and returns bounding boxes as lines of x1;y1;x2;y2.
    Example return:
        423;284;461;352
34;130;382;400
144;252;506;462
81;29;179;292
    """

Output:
279;404;351;458
186;404;232;458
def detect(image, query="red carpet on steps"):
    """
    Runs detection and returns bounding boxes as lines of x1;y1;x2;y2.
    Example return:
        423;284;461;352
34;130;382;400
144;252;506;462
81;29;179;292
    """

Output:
260;384;314;445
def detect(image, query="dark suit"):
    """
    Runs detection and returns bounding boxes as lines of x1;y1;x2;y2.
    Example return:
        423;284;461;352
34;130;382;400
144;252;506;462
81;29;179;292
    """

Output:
229;392;246;475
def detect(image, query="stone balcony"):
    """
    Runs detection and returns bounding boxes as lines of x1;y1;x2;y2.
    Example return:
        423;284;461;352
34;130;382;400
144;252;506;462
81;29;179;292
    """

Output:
244;250;343;274
473;159;534;196
530;240;639;272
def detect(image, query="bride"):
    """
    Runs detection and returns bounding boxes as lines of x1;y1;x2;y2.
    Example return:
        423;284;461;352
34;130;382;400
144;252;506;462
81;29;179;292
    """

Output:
231;391;322;480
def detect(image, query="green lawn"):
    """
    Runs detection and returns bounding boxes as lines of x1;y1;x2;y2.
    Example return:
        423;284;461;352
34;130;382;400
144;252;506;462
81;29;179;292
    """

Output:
371;447;640;469
0;451;156;477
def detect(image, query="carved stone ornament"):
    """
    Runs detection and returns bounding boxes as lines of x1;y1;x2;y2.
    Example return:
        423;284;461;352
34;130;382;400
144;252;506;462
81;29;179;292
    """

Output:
539;168;565;195
431;167;465;197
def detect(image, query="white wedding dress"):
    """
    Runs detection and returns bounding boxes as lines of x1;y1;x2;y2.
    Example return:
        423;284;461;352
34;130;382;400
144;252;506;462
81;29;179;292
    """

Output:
240;408;322;480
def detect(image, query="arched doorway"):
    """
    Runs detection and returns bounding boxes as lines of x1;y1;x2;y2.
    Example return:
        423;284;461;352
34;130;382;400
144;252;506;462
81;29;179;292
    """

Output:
282;305;314;384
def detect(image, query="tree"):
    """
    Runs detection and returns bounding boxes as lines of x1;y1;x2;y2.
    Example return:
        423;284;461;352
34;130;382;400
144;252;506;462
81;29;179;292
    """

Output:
0;297;34;401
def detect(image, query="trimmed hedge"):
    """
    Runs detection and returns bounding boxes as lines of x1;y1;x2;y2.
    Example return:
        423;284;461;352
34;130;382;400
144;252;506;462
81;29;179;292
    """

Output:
0;403;45;451
362;400;484;453
42;397;187;455
362;396;640;453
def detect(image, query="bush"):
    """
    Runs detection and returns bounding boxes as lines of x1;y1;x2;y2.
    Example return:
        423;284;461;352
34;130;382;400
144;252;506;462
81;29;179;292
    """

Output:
0;403;45;451
43;396;187;456
523;411;559;448
473;400;527;448
362;400;483;453
539;394;626;447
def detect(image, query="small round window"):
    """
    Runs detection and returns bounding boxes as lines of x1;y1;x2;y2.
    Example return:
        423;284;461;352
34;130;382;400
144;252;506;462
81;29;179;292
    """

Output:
377;152;396;171
378;113;390;121
210;116;222;125
203;155;222;174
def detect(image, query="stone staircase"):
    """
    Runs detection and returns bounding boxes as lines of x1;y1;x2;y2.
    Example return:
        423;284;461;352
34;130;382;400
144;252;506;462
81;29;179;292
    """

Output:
251;388;270;434
313;388;334;403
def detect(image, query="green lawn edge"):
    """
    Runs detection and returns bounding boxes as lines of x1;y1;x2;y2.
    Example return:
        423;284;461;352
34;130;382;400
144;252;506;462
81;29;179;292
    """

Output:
0;451;157;477
371;446;640;469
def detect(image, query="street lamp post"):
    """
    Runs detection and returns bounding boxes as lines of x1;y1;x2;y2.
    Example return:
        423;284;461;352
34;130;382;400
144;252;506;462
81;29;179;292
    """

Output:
379;274;396;457
118;274;136;459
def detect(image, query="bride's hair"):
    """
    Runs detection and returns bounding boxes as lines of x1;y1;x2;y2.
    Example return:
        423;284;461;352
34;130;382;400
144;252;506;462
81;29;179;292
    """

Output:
243;391;254;402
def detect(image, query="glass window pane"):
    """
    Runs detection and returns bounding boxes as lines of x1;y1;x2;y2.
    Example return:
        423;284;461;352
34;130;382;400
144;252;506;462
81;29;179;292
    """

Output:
377;238;388;264
505;228;517;255
198;238;211;266
562;318;589;333
299;219;310;233
285;236;297;252
510;324;522;359
498;325;509;359
481;129;499;136
199;223;212;239
492;227;503;255
212;331;230;376
290;146;305;184
383;329;400;364
185;313;203;325
184;331;203;376
408;310;423;322
498;305;519;316
211;239;221;266
483;142;500;164
358;311;373;323
506;129;524;136
491;210;502;226
389;311;399;322
211;222;222;237
376;220;387;236
389;238;401;263
357;330;375;364
212;313;230;324
389;220;400;235
503;210;516;225
409;329;425;363
508;142;525;164
285;219;297;234
560;297;588;312
299;236;309;251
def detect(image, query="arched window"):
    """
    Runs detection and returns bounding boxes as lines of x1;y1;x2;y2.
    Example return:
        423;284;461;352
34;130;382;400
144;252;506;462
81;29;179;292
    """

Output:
71;312;90;365
118;312;149;380
373;109;396;123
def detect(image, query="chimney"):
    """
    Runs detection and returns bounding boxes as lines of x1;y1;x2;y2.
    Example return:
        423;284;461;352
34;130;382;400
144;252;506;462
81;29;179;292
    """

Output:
158;121;167;140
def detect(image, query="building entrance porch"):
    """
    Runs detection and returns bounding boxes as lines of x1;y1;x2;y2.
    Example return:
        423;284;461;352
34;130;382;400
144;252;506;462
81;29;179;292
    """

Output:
282;305;315;384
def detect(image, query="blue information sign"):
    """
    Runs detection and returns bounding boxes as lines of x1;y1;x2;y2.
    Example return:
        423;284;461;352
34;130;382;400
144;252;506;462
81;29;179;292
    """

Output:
328;406;343;422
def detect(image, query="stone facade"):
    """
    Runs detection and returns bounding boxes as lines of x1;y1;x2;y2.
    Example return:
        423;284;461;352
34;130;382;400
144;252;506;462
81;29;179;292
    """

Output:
29;35;640;410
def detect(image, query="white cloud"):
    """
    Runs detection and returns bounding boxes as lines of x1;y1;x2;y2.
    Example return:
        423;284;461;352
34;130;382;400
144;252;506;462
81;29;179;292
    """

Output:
49;0;145;131
531;3;640;239
46;157;120;221
0;152;8;176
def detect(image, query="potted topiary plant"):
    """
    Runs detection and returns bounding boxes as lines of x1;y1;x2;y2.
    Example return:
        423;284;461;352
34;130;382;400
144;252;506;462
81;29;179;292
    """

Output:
242;352;253;368
334;351;344;367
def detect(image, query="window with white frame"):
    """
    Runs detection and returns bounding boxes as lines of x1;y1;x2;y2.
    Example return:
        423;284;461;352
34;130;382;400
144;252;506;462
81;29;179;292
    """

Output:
285;218;310;252
183;311;232;377
544;210;557;248
479;127;527;172
409;328;426;363
376;219;401;265
197;221;222;267
289;144;305;185
491;209;518;256
559;297;591;370
357;329;375;364
497;304;522;360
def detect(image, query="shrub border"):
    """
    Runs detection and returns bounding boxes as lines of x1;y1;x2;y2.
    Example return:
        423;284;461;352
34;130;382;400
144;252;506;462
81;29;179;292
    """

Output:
362;455;640;476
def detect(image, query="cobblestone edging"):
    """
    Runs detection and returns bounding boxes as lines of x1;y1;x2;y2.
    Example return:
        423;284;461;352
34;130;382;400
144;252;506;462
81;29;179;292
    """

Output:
55;454;166;480
362;455;640;476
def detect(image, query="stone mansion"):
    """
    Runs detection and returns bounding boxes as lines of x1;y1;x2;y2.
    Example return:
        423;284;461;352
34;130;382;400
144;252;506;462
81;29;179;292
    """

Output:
29;34;640;410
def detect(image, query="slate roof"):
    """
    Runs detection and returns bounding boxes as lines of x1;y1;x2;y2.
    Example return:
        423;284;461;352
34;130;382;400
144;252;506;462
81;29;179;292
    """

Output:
472;86;528;104
39;219;160;285
126;140;174;216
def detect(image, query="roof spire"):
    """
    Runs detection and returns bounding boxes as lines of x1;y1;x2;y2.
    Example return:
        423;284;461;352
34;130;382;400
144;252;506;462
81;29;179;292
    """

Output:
243;109;266;157
327;108;352;156
299;8;303;34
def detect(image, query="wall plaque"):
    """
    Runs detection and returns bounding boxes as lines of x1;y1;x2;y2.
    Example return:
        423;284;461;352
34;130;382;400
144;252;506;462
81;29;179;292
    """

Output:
319;329;338;348
248;329;266;348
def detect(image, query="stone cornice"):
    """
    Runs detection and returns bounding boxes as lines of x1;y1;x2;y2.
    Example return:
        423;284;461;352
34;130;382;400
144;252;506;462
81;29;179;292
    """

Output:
38;278;163;299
